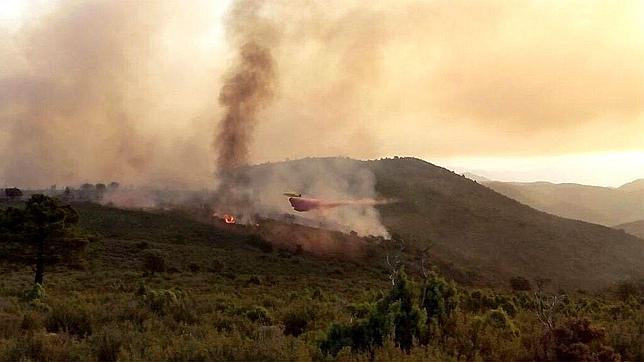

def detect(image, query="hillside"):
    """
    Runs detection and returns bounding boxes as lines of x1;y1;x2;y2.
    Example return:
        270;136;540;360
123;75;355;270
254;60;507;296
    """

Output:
245;157;644;291
2;200;642;360
483;180;644;226
619;179;644;193
615;219;644;239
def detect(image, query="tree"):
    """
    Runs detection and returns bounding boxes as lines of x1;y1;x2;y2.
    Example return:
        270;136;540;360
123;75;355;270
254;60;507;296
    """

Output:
320;270;425;356
0;194;88;285
420;271;458;341
80;183;96;201
389;270;426;351
4;187;23;200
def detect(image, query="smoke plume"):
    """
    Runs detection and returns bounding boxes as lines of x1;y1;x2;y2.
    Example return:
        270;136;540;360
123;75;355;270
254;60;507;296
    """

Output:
2;1;642;212
216;41;275;170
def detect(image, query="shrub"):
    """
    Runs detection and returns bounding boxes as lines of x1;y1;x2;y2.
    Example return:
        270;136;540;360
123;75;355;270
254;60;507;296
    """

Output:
312;287;324;300
136;285;197;323
321;271;426;356
142;249;167;274
282;304;317;337
135;241;149;250
294;244;303;255
0;313;21;339
20;312;42;334
247;275;261;285
21;283;46;302
244;306;273;324
0;333;83;362
45;303;93;337
91;328;123;362
469;308;521;361
208;259;225;273
320;302;393;356
140;287;183;315
510;276;532;291
553;318;620;361
615;280;642;301
245;234;273;253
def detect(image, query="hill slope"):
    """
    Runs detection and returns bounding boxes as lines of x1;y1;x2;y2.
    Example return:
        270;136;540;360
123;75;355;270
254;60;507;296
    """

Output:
615;220;644;239
483;180;644;226
619;179;644;193
247;157;644;290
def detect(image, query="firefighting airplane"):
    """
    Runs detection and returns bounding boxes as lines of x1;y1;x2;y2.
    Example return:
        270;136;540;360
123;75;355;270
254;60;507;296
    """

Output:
283;192;380;212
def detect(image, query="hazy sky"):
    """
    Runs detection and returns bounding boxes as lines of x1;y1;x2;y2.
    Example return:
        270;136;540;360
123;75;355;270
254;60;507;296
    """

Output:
1;0;642;188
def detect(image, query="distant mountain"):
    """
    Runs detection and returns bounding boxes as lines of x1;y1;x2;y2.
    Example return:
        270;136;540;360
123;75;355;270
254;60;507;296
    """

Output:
483;181;644;226
247;158;644;290
615;220;644;239
619;179;644;193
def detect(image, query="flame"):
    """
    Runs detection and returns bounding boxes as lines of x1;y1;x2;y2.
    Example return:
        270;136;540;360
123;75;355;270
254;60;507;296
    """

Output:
223;214;236;224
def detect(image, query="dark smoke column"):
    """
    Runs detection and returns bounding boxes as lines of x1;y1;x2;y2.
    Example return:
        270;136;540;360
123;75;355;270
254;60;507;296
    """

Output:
216;42;275;170
213;0;278;221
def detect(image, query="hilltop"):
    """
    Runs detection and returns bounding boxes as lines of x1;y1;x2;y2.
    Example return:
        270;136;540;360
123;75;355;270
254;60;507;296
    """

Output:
619;179;644;193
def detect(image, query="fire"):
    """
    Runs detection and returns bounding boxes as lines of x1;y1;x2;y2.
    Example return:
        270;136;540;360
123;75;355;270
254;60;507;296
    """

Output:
223;214;236;224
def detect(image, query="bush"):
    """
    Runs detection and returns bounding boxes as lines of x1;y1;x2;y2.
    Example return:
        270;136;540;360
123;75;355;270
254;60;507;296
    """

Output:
321;271;425;355
20;312;42;334
45;303;93;337
553;318;620;361
509;276;532;291
320;302;392;356
136;285;197;323
0;333;85;362
615;280;642;301
208;259;225;273
245;234;273;253
244;306;273;324
469;308;521;361
282;304;317;337
139;287;183;315
142;249;167;274
247;275;261;285
91;328;123;362
21;283;46;302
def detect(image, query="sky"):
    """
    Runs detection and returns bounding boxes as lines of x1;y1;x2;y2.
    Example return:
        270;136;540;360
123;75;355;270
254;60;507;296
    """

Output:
0;0;642;188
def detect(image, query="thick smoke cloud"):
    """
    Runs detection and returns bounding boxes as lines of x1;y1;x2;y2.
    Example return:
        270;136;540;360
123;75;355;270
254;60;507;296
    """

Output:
1;0;643;191
0;0;220;188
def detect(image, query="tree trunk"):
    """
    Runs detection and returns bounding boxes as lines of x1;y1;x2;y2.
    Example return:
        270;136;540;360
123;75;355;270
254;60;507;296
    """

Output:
34;236;44;285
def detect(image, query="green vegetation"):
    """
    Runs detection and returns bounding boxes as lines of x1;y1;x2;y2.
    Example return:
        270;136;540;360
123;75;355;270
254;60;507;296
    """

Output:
0;200;642;360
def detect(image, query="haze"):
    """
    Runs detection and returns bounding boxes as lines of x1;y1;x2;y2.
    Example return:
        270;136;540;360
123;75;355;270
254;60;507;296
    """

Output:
1;0;642;188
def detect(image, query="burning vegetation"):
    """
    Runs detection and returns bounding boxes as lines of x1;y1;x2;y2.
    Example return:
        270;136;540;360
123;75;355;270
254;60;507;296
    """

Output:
223;214;237;224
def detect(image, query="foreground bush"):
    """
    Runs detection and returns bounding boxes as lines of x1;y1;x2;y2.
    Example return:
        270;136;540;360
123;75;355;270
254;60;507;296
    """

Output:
45;302;93;337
